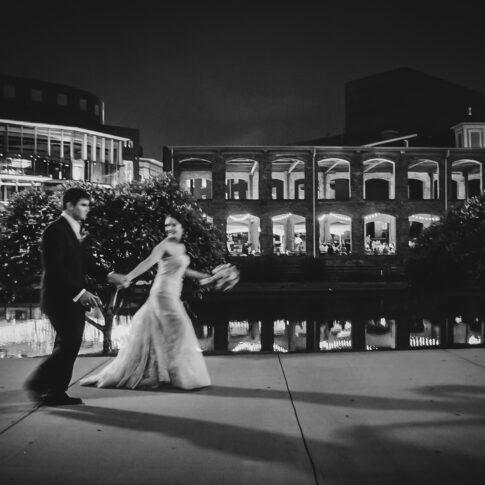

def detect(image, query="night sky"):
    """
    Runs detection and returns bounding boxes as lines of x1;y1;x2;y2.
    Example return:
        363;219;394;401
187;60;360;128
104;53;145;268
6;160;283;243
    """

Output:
1;1;484;158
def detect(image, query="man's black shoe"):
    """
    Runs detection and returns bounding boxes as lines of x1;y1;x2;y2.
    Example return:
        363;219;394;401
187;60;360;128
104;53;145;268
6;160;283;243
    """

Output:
42;392;84;406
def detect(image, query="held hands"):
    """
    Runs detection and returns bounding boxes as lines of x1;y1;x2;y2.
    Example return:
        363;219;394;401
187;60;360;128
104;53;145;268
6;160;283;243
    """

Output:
107;272;131;289
201;264;240;292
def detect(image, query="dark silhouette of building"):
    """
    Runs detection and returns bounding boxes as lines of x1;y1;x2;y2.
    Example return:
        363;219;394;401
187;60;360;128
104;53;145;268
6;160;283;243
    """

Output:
297;67;485;147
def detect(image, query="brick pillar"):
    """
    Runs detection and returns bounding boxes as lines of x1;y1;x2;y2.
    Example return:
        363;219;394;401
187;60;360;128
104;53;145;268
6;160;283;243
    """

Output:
351;215;365;256
213;213;227;242
395;152;408;201
260;213;273;255
258;152;271;200
350;153;365;256
396;153;409;256
396;214;409;257
305;217;315;256
350;152;364;202
304;151;316;256
212;152;226;200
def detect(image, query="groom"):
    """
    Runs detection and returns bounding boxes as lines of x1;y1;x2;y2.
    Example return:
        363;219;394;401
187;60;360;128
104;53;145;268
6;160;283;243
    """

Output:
25;187;126;406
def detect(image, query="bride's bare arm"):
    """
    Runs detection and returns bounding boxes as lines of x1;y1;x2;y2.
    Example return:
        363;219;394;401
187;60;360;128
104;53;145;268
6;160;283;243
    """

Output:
126;241;165;282
185;267;212;281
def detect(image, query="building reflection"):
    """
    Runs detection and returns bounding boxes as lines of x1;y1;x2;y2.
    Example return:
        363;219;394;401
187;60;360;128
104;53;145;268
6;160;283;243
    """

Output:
365;318;396;350
228;320;262;352
1;310;484;357
453;315;483;345
319;320;352;351
409;318;441;348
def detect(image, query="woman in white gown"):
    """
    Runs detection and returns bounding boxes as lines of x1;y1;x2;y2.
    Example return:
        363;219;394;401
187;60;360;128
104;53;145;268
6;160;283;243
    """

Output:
80;215;215;390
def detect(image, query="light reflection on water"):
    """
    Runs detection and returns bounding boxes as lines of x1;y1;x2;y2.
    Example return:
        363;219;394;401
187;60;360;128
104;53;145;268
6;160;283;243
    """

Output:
0;311;483;358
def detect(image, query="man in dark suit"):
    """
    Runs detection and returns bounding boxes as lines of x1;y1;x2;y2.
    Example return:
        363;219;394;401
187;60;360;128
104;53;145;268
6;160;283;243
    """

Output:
25;187;126;406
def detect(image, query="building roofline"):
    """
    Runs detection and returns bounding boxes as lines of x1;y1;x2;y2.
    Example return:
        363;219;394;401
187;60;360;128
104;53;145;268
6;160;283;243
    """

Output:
164;145;485;152
0;118;132;143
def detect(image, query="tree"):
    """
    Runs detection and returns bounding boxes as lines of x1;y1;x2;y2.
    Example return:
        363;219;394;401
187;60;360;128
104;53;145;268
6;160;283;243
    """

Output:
405;193;485;293
0;174;227;352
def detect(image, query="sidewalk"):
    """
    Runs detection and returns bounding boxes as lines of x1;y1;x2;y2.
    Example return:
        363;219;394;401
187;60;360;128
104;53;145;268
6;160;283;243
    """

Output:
1;349;485;485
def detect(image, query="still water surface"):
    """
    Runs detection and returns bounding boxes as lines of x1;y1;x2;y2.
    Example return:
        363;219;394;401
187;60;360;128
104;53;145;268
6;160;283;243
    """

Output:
0;294;483;358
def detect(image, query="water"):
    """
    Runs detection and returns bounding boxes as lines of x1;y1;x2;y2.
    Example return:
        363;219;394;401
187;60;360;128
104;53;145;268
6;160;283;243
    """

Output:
0;296;483;358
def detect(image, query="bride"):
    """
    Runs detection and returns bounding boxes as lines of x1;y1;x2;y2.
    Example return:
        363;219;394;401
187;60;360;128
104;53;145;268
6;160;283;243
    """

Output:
80;214;220;390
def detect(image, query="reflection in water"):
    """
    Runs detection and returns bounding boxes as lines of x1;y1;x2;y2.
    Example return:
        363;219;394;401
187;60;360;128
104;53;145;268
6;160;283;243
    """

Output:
453;315;483;345
274;320;306;352
194;324;215;352
228;320;261;352
409;318;441;348
319;320;352;351
0;316;133;358
366;318;396;351
1;306;484;357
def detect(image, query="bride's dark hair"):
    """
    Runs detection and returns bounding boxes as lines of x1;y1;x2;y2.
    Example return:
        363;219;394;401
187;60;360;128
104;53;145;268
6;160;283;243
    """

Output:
164;213;183;225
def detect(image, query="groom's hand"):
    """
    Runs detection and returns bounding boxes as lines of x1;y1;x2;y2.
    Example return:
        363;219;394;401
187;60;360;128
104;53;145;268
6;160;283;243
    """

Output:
79;291;102;309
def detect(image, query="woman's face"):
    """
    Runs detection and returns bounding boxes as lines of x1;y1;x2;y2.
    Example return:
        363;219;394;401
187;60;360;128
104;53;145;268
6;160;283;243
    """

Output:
165;216;183;241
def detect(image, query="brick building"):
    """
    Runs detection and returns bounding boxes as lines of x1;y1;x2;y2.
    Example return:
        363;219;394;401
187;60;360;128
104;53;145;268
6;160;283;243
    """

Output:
163;143;485;261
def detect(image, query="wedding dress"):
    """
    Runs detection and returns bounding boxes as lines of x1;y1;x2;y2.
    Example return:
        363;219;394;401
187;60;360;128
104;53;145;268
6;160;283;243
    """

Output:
80;254;211;390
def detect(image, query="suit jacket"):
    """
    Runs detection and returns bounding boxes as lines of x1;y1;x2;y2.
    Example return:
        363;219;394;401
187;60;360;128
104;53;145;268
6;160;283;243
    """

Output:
40;216;109;313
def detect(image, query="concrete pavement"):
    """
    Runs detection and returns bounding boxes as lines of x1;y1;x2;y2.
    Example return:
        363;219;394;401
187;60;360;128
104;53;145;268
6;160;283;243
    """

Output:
1;349;484;485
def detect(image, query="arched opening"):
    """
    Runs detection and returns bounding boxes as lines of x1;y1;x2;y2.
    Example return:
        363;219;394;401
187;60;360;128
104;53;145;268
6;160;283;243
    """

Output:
408;214;440;247
317;158;350;200
271;179;284;200
179;158;213;199
271;158;305;200
318;213;352;255
226;213;260;255
364;213;396;255
225;158;259;200
408;179;424;199
364;159;395;200
408;159;439;200
272;213;306;255
451;159;483;200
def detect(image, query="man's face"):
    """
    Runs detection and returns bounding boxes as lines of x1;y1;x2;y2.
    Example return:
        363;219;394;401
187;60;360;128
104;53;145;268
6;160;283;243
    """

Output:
68;198;90;221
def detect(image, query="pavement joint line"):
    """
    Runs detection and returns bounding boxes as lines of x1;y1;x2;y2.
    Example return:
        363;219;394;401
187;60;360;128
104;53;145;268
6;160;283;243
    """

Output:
443;349;485;370
277;354;320;485
0;357;111;436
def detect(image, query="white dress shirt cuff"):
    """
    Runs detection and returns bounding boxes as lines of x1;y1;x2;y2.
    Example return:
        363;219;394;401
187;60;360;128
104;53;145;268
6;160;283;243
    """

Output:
73;289;86;302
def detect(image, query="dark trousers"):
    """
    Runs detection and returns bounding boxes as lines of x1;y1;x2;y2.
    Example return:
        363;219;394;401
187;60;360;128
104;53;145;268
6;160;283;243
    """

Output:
28;302;85;394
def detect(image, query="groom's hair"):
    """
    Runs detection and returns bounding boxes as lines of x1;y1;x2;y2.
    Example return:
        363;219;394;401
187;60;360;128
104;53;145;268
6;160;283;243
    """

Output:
62;188;90;209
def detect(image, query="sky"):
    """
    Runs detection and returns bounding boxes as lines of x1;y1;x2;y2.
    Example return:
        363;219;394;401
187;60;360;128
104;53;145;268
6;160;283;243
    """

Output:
2;1;485;158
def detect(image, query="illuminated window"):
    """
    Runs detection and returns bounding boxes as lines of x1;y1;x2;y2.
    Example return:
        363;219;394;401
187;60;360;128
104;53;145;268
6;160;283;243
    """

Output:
80;98;87;111
94;104;100;116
